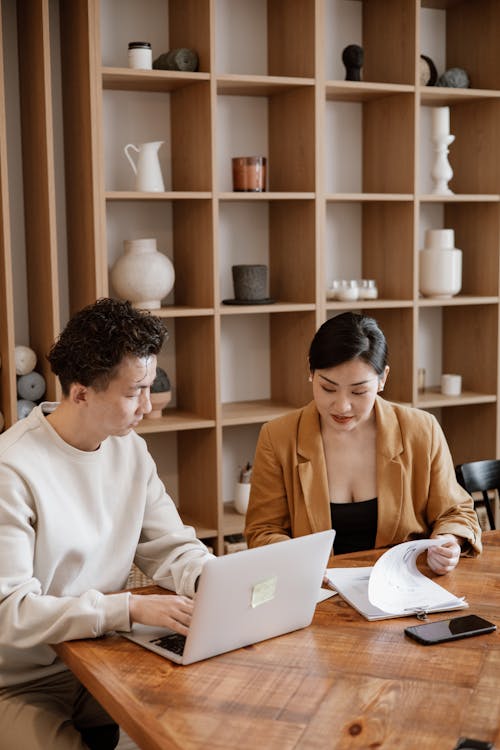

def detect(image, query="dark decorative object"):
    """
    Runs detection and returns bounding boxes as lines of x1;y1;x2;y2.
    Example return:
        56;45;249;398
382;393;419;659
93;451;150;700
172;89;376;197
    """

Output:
342;44;364;81
146;366;172;420
151;366;171;393
222;264;275;305
436;67;470;88
153;48;199;72
420;54;438;86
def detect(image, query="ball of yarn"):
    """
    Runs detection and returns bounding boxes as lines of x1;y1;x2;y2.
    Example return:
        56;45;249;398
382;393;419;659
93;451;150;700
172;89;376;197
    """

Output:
15;345;37;375
17;371;46;401
17;399;36;419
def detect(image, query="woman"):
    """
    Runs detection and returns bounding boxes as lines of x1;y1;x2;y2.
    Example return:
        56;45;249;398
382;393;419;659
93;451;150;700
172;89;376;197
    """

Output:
245;312;481;574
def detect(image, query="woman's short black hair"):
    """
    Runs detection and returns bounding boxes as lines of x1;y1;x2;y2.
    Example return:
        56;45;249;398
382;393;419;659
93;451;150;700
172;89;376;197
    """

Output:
308;312;388;375
47;298;167;395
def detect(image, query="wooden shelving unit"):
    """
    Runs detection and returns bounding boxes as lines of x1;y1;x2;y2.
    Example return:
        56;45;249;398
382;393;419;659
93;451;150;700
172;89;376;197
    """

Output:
1;0;499;552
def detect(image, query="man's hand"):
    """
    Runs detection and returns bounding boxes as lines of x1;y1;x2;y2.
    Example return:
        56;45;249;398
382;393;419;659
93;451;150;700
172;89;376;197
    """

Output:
427;534;461;575
129;594;194;636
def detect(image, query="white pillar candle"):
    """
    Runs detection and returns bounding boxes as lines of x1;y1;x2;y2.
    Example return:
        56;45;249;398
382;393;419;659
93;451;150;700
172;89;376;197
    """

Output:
432;106;450;138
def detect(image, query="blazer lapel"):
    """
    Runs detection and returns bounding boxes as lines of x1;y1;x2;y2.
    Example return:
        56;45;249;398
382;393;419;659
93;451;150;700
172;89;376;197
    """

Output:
374;398;405;547
296;402;331;533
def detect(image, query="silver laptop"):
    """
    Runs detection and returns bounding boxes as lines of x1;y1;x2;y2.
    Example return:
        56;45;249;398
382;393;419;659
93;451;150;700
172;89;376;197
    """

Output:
121;529;335;665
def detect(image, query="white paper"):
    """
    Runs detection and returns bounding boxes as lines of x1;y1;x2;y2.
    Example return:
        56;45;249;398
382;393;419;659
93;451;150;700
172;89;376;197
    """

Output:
326;539;467;620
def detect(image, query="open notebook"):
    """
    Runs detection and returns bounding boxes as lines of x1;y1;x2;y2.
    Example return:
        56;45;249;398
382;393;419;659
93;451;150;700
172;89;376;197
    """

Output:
122;529;335;664
326;538;468;621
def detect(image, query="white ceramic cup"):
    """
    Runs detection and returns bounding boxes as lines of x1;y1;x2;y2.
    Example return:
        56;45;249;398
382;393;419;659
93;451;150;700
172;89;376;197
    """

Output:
441;373;462;396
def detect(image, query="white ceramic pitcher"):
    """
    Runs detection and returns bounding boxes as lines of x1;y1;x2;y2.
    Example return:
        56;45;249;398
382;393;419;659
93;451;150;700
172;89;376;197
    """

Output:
124;140;165;192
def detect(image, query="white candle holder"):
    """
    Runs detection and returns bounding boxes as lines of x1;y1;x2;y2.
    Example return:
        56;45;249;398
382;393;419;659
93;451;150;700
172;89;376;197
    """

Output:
431;133;455;195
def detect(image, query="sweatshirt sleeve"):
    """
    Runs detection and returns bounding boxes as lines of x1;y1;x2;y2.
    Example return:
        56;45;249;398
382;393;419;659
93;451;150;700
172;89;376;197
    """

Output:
0;467;132;649
132;449;214;598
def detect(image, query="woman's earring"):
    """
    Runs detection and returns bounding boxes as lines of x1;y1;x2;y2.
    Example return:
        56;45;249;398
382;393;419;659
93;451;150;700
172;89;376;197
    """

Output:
308;375;313;382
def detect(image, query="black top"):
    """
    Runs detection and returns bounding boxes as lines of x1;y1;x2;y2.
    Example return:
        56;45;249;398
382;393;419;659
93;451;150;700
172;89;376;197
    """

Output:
330;498;378;555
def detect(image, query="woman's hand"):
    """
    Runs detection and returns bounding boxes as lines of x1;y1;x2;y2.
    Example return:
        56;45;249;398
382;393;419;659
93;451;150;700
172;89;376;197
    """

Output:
427;534;461;575
129;593;194;636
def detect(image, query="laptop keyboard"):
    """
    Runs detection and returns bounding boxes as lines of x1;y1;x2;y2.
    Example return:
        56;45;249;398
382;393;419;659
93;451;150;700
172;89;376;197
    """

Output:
150;632;186;656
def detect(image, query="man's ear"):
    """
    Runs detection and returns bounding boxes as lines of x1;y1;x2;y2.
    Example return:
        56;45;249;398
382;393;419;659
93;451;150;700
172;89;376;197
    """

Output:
69;383;89;405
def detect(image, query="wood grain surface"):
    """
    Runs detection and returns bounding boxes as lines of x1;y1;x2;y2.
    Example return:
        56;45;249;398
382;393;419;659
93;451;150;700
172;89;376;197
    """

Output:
54;532;500;750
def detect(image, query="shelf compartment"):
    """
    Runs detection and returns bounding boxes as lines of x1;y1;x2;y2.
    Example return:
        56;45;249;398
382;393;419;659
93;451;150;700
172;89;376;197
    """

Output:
422;0;500;92
107;199;214;309
215;0;315;78
219;199;316;304
325;94;415;194
325;0;416;86
325;201;414;301
217;86;315;192
106;191;212;200
103;80;212;192
220;311;316;409
99;0;211;73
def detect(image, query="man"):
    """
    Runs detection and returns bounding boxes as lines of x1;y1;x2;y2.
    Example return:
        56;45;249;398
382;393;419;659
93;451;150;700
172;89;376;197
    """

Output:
0;298;213;749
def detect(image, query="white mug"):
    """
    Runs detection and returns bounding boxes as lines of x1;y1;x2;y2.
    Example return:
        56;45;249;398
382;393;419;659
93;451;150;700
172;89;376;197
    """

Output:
441;373;462;396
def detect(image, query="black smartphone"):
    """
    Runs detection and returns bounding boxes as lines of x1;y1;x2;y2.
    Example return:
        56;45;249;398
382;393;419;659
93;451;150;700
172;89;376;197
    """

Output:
404;614;496;645
453;739;494;750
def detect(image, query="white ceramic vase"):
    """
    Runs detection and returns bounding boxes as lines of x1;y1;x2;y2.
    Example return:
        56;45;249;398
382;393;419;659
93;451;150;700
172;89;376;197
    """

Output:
110;238;175;309
419;229;462;299
234;483;251;515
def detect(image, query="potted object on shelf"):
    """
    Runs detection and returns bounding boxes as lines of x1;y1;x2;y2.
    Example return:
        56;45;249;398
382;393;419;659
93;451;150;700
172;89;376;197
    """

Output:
110;237;175;310
234;461;252;515
146;367;172;419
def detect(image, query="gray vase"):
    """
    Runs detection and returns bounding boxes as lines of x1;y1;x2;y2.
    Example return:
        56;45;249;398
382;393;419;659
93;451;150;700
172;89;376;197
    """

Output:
232;264;268;301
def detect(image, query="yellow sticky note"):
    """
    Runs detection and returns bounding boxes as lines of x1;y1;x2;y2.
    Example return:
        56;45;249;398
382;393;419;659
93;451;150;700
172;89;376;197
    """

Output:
251;576;278;608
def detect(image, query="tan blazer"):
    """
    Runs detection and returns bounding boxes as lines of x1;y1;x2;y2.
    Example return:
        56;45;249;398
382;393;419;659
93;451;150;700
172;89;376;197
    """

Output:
245;397;482;555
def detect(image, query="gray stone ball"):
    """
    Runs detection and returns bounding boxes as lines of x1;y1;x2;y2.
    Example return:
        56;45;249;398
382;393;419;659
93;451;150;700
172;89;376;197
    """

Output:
17;371;46;401
436;67;470;88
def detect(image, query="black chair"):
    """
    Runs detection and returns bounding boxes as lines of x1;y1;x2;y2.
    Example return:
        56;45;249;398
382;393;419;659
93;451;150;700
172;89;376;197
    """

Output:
455;460;499;530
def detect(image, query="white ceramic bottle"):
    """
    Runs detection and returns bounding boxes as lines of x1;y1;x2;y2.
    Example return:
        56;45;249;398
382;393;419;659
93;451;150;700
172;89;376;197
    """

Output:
419;228;462;298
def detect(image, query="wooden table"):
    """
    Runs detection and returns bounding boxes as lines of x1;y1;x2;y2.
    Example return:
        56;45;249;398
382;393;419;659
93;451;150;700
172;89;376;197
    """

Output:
54;532;500;750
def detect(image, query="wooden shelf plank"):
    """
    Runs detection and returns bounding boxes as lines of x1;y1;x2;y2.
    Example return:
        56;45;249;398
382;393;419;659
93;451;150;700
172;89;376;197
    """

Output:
326;193;413;202
221;399;298;426
220;302;315;314
417;389;496;409
181;514;217;540
420;87;500;105
326;81;414;102
150;306;214;318
417;295;499;306
106;191;211;200
419;194;500;202
218;192;315;201
222;503;246;536
217;73;314;96
102;67;209;92
326;299;414;310
135;410;215;434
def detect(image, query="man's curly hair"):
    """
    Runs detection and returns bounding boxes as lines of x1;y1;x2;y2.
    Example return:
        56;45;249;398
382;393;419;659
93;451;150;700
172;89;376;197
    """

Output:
47;298;167;395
